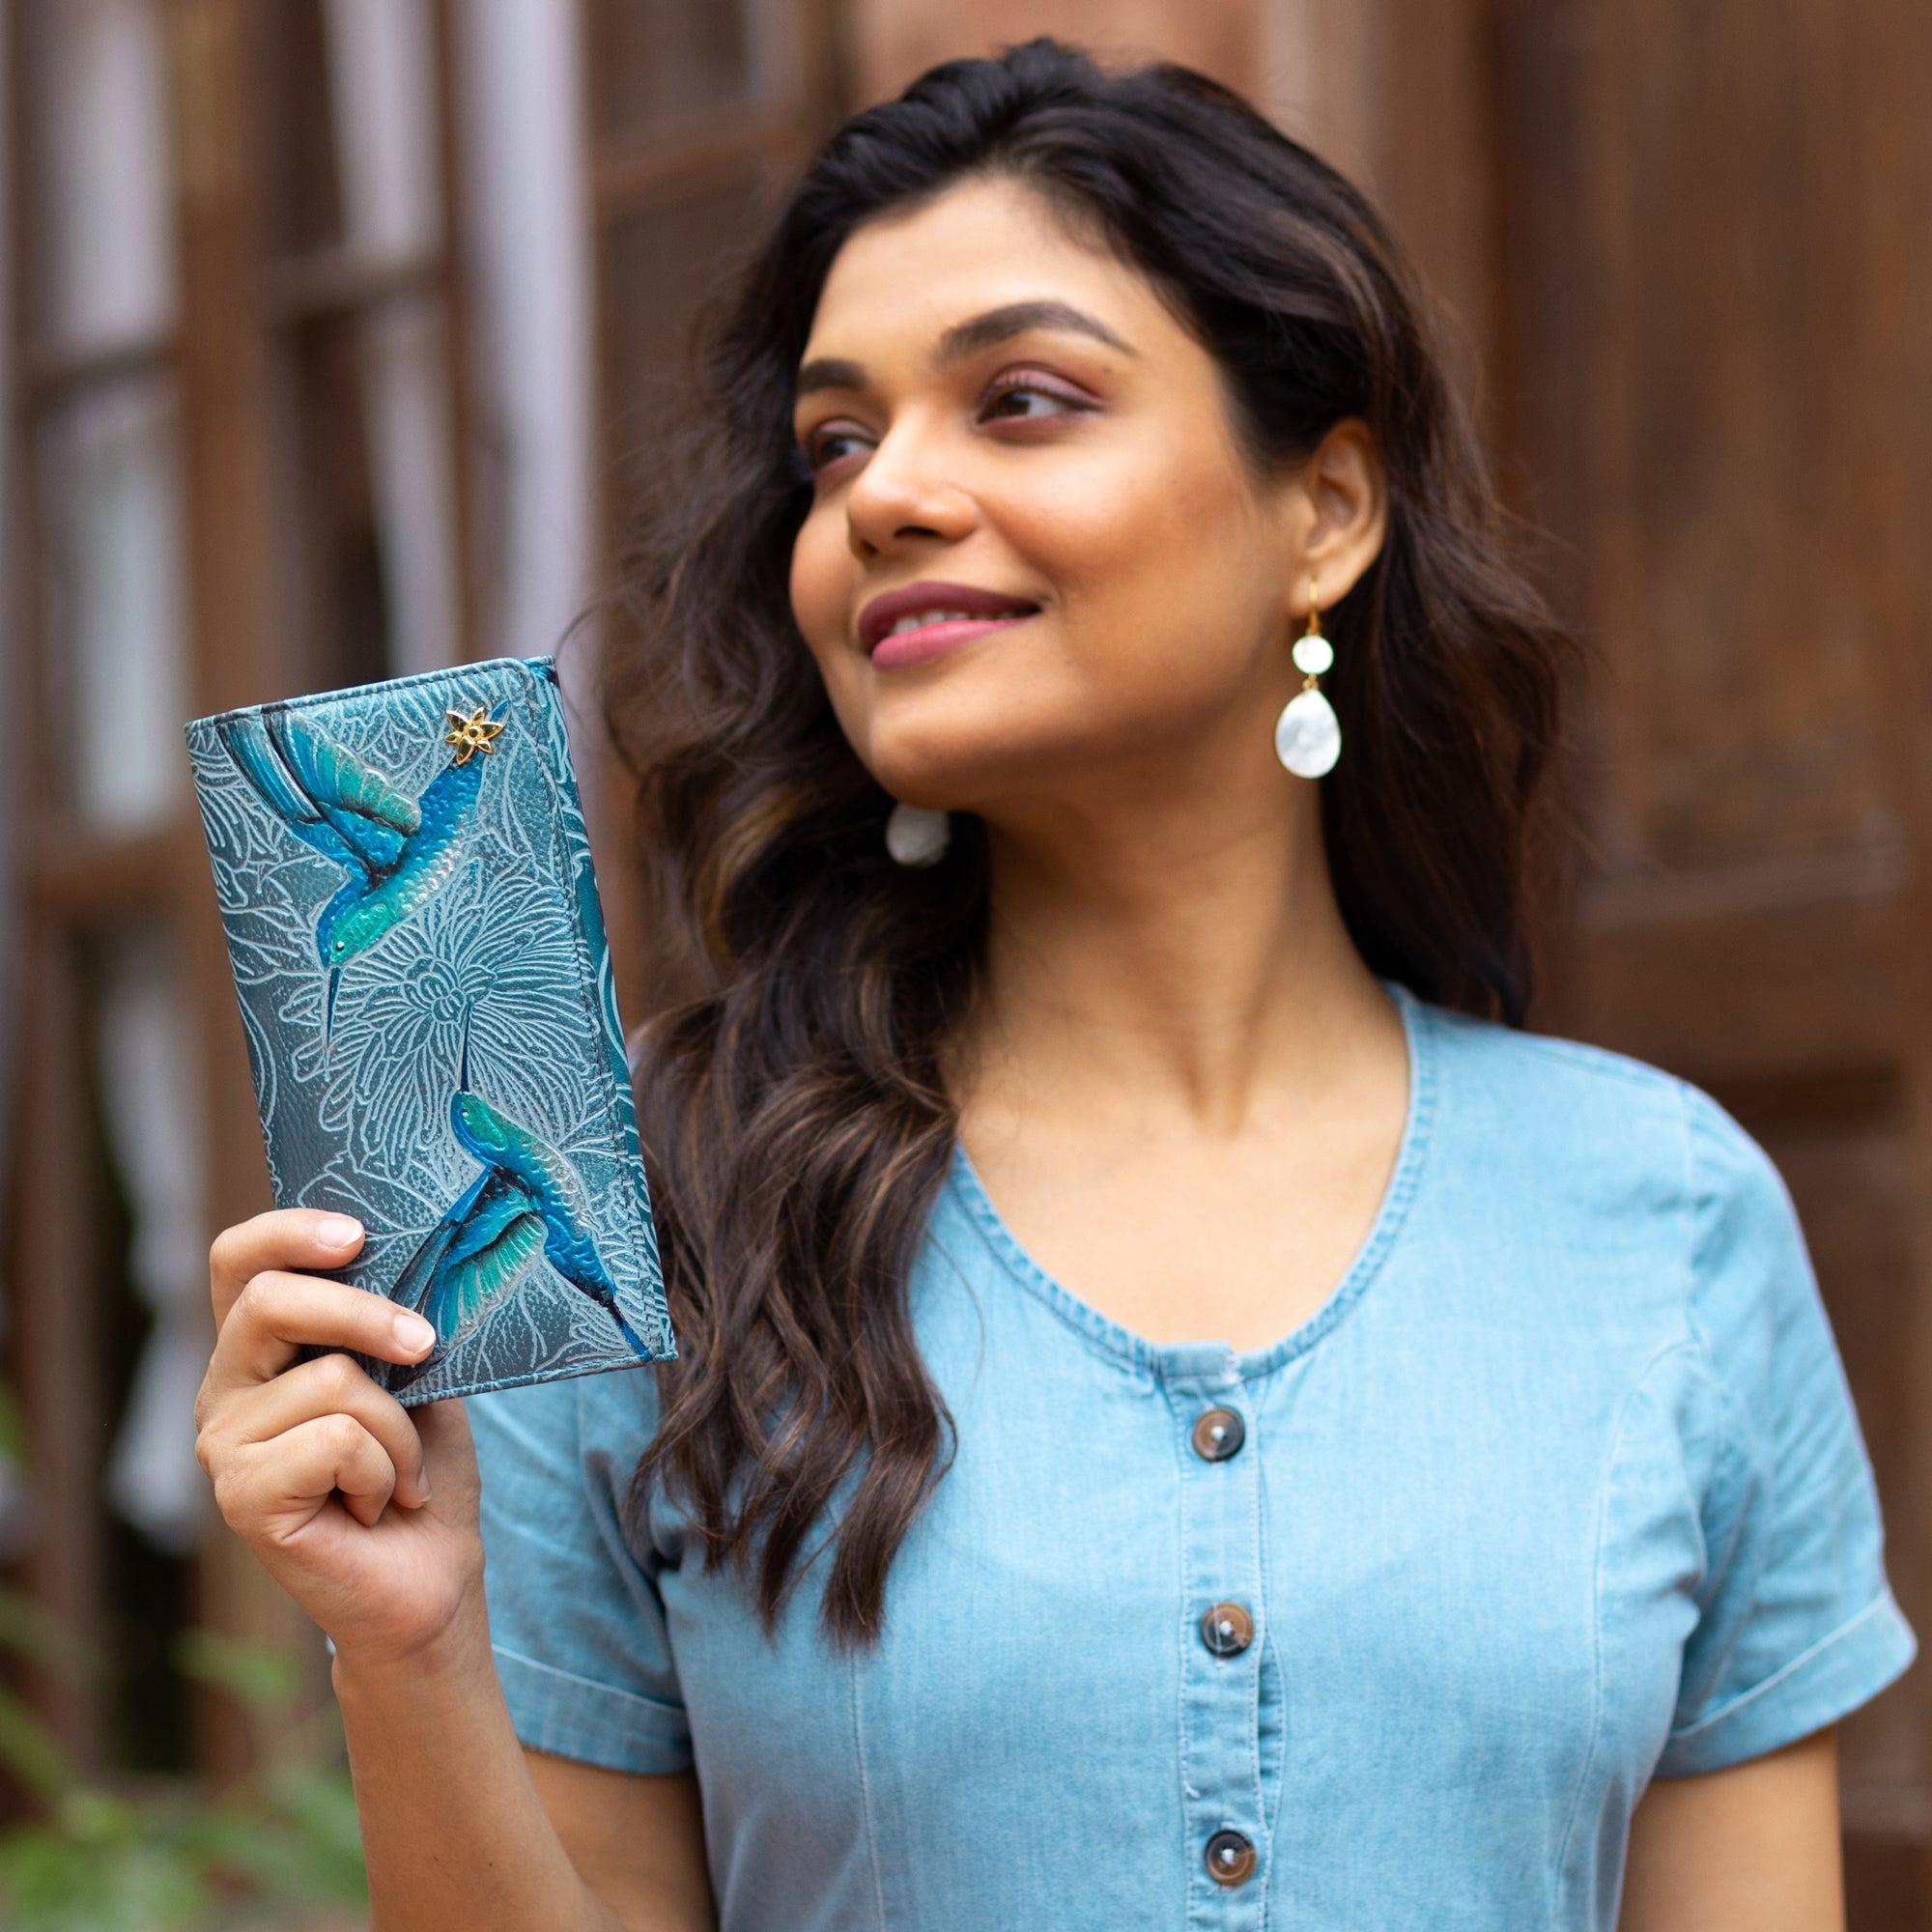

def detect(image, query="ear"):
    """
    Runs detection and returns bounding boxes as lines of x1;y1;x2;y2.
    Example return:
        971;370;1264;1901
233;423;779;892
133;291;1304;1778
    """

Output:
1283;419;1387;617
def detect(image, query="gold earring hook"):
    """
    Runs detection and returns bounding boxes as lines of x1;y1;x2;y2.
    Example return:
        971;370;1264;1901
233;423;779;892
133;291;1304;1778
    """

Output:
1305;576;1321;637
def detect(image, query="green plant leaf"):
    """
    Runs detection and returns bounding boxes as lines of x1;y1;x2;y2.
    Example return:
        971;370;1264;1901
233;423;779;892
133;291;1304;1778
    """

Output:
173;1632;302;1717
0;1588;91;1677
0;1632;369;1927
0;1686;73;1802
0;1827;209;1932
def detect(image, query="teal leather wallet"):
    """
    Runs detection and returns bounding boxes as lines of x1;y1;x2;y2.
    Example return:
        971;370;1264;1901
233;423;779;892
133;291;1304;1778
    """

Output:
185;657;673;1404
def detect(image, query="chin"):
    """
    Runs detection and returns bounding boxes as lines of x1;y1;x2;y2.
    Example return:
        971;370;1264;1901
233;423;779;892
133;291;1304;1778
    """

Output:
850;686;1031;806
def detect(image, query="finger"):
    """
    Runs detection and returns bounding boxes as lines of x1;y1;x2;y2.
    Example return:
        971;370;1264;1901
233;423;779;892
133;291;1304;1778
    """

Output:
219;1412;398;1536
216;1351;431;1509
210;1210;365;1324
414;1399;480;1517
207;1272;436;1400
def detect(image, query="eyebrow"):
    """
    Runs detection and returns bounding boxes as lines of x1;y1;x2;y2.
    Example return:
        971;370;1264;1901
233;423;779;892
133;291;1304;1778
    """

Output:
935;299;1134;364
794;299;1134;400
794;355;868;399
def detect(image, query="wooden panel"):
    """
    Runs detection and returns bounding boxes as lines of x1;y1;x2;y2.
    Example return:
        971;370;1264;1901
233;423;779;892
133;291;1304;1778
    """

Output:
598;177;765;525
7;938;105;1772
585;0;756;138
850;0;1259;107
1484;0;1932;1913
1579;4;1894;877
1359;0;1502;434
1575;873;1904;1087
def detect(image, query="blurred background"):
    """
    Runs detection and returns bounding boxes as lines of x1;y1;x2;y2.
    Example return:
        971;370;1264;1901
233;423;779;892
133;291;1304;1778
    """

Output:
0;0;1927;1924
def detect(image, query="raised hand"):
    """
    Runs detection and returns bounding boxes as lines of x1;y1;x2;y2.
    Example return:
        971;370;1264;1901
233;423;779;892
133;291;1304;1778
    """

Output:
194;1209;487;1663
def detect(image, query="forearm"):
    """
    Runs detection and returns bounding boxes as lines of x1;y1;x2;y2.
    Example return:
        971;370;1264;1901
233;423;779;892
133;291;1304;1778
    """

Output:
334;1598;625;1932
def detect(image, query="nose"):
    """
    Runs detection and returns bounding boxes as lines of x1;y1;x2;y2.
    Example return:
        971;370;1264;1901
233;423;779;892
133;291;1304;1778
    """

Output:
843;416;978;559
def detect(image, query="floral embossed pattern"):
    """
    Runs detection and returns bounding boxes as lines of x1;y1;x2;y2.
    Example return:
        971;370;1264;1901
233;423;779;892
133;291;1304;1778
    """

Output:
185;657;671;1404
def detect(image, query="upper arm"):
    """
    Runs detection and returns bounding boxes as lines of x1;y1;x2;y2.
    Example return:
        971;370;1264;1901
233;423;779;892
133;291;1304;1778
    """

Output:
527;1751;714;1932
1658;1093;1912;1775
470;1378;696;1776
1621;1727;1842;1932
469;1381;709;1926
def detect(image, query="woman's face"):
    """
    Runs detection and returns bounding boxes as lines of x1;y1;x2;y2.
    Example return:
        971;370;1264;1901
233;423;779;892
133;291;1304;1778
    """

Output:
788;175;1378;821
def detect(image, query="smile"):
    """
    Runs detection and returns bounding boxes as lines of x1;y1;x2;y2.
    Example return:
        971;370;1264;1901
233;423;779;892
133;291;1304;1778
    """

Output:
887;608;996;637
859;579;1040;669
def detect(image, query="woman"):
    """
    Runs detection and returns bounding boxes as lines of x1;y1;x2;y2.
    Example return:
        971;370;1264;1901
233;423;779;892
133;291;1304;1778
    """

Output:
193;42;1911;1930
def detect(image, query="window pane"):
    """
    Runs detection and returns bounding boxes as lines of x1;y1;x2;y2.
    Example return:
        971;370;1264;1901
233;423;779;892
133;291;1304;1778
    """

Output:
324;0;443;258
25;0;177;353
266;296;461;692
587;0;754;138
89;921;204;1769
261;0;442;261
260;0;344;256
36;376;191;830
96;924;206;1555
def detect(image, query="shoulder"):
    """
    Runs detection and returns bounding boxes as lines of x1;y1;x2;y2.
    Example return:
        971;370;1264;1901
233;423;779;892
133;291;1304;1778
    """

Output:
1408;995;1803;1313
1412;993;1775;1207
1418;994;1690;1132
1411;993;1814;1359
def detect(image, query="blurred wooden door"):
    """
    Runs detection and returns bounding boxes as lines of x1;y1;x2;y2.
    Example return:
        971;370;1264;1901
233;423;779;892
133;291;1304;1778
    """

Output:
1482;0;1932;1918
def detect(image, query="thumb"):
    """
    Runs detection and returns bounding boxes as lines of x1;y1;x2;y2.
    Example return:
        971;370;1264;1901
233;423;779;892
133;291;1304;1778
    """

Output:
414;1397;481;1521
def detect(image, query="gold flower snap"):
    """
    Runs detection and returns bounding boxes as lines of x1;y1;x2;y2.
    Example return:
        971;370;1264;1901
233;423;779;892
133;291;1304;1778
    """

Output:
443;707;505;764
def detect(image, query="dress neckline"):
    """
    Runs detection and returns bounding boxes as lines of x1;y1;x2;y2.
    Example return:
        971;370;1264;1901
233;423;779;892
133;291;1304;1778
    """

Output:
944;980;1439;1385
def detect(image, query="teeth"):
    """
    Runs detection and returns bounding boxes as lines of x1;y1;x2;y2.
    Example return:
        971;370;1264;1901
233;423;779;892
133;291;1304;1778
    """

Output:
887;609;1002;637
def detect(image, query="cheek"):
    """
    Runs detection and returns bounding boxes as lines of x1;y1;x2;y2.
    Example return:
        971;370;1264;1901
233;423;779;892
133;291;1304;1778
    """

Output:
788;506;850;657
1014;441;1277;683
788;511;872;744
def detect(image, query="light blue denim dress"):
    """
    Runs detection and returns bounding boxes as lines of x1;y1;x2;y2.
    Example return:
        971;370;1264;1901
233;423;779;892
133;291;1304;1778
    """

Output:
470;987;1914;1929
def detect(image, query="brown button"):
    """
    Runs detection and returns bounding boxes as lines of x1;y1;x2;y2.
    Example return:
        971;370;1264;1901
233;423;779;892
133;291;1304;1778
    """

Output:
1205;1830;1257;1887
1190;1406;1245;1462
1199;1602;1255;1658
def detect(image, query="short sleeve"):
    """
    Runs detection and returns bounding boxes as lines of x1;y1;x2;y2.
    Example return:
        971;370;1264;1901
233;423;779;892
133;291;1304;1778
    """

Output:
1655;1090;1916;1776
469;1369;694;1775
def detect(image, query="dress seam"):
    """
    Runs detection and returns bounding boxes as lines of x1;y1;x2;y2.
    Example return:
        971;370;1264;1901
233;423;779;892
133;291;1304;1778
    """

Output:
489;1642;684;1719
1665;1588;1898;1744
1251;1430;1271;1932
1549;1340;1701;1924
1674;1089;1752;1608
849;1651;889;1930
1176;1406;1197;1923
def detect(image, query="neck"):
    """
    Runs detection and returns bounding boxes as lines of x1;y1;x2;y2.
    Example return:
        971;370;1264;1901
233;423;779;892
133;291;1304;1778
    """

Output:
964;772;1390;1135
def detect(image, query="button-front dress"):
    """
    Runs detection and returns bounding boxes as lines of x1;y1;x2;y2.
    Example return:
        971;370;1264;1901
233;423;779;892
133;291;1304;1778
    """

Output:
471;985;1913;1929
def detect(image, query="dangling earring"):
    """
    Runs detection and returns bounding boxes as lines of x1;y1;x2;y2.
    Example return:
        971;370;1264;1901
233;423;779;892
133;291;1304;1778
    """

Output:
1273;578;1342;779
886;801;951;867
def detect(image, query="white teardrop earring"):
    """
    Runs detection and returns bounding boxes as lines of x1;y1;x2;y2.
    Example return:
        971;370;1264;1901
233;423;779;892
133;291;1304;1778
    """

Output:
1274;578;1342;779
886;802;951;867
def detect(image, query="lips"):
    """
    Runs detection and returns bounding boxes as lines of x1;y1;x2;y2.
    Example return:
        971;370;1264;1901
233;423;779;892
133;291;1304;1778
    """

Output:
858;580;1040;655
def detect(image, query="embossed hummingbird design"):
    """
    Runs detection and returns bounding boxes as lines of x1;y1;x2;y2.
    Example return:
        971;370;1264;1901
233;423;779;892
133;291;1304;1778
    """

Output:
214;708;501;1037
386;1026;654;1380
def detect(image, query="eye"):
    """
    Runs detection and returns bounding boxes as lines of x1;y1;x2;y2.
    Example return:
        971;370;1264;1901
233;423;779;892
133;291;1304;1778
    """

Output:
978;372;1094;424
798;420;874;478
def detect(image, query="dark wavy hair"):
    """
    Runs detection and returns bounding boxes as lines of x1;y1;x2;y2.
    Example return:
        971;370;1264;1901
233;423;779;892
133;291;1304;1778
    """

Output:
606;39;1571;1644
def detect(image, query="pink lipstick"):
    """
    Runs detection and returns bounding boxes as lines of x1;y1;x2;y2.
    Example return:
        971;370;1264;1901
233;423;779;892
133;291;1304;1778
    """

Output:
859;580;1040;670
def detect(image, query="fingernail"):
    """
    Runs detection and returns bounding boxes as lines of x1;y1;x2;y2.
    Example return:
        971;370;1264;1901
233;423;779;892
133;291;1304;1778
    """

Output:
393;1312;436;1352
318;1215;362;1248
